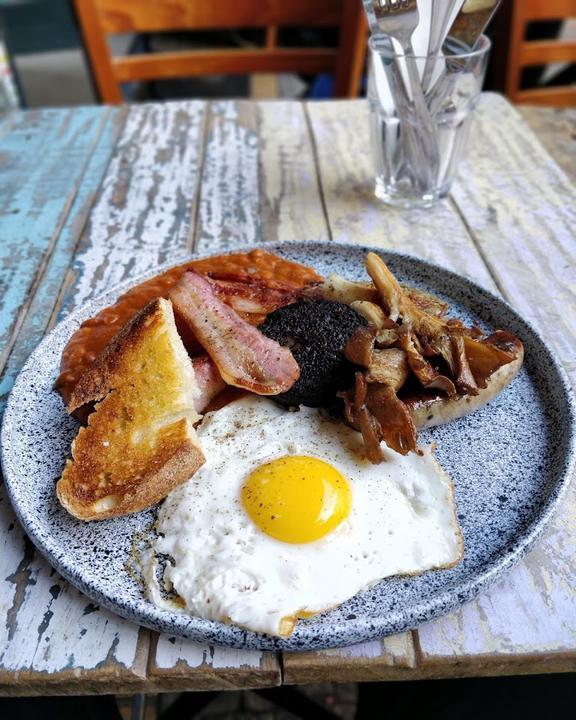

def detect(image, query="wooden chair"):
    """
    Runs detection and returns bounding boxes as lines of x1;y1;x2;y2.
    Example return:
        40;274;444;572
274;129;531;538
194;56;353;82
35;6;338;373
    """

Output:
506;0;576;106
74;0;368;104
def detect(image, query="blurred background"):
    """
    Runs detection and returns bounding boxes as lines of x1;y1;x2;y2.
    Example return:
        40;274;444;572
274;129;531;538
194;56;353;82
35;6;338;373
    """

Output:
0;0;574;110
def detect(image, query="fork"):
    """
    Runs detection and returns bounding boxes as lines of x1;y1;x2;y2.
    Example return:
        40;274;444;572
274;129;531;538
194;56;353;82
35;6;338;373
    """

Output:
365;0;440;193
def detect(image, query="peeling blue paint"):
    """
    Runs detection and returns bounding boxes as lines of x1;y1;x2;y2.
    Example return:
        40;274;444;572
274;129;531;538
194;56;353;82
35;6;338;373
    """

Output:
0;107;124;412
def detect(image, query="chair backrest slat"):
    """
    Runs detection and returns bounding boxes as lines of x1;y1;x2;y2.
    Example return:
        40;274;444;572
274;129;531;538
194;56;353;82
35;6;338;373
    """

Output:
520;39;576;65
511;85;576;105
94;0;342;33
506;0;576;106
74;0;367;104
522;0;576;21
113;48;338;83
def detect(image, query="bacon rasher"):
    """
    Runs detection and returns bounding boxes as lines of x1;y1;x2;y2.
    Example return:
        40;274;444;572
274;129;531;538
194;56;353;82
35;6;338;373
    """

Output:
170;272;300;396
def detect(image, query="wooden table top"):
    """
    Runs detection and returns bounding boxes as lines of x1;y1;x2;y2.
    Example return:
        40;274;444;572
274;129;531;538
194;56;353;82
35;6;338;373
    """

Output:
0;94;575;695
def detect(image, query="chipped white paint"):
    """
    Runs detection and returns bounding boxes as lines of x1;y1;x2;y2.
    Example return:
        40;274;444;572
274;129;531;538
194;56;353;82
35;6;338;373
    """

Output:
66;101;206;311
322;641;385;660
211;646;268;670
323;635;416;665
153;635;266;671
153;637;207;670
384;632;417;665
195;101;261;253
0;488;31;666
0;486;143;676
418;511;576;657
519;107;576;185
258;101;329;243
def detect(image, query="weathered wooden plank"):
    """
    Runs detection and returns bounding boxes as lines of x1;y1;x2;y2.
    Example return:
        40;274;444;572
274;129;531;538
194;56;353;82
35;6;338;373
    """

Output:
453;94;576;382
284;635;417;685
518;106;576;184
258;101;328;243
148;636;280;691
194;101;262;253
0;485;149;696
60;100;207;314
0;108;111;371
417;93;576;669
0;108;126;408
195;100;330;253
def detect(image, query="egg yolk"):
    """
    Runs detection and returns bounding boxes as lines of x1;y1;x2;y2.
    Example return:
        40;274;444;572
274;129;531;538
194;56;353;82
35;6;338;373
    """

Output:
241;455;351;544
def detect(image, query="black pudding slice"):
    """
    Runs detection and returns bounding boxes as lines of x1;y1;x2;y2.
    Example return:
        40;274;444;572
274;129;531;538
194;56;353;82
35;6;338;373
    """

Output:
259;300;368;408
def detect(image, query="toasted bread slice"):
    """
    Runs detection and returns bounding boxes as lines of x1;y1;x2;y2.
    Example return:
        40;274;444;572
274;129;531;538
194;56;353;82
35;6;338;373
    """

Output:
57;298;205;521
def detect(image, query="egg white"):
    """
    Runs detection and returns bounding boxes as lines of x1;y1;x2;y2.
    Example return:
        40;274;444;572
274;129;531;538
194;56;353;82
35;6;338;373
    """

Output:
148;396;463;637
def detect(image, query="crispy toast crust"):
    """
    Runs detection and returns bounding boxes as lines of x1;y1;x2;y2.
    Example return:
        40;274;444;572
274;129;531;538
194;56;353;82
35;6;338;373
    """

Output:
57;298;205;521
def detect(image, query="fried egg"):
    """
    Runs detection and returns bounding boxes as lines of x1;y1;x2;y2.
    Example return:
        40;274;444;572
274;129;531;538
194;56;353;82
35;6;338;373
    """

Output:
148;396;463;637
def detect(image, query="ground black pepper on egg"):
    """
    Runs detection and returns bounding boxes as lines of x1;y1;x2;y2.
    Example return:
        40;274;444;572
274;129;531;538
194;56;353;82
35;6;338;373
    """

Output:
259;300;367;408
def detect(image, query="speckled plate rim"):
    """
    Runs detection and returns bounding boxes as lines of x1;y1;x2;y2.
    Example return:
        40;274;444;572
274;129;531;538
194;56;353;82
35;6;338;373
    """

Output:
2;240;575;651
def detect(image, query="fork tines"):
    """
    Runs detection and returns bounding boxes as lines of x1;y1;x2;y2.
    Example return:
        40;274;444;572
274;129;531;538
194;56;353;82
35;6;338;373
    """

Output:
377;0;412;11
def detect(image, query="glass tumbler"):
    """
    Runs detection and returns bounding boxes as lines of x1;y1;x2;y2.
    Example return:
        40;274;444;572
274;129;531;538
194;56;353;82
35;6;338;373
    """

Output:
368;35;491;209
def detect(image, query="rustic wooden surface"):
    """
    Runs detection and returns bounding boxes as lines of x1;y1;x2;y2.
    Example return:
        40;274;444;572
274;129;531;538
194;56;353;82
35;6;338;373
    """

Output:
518;106;576;184
0;96;574;694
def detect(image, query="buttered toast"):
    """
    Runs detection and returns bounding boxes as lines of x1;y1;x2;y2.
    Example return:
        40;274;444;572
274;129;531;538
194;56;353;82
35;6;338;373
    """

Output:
57;298;205;520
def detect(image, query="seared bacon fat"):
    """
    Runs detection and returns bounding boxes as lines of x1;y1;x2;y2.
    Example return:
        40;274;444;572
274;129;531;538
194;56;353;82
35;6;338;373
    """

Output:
206;276;304;319
190;355;227;412
170;271;300;396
